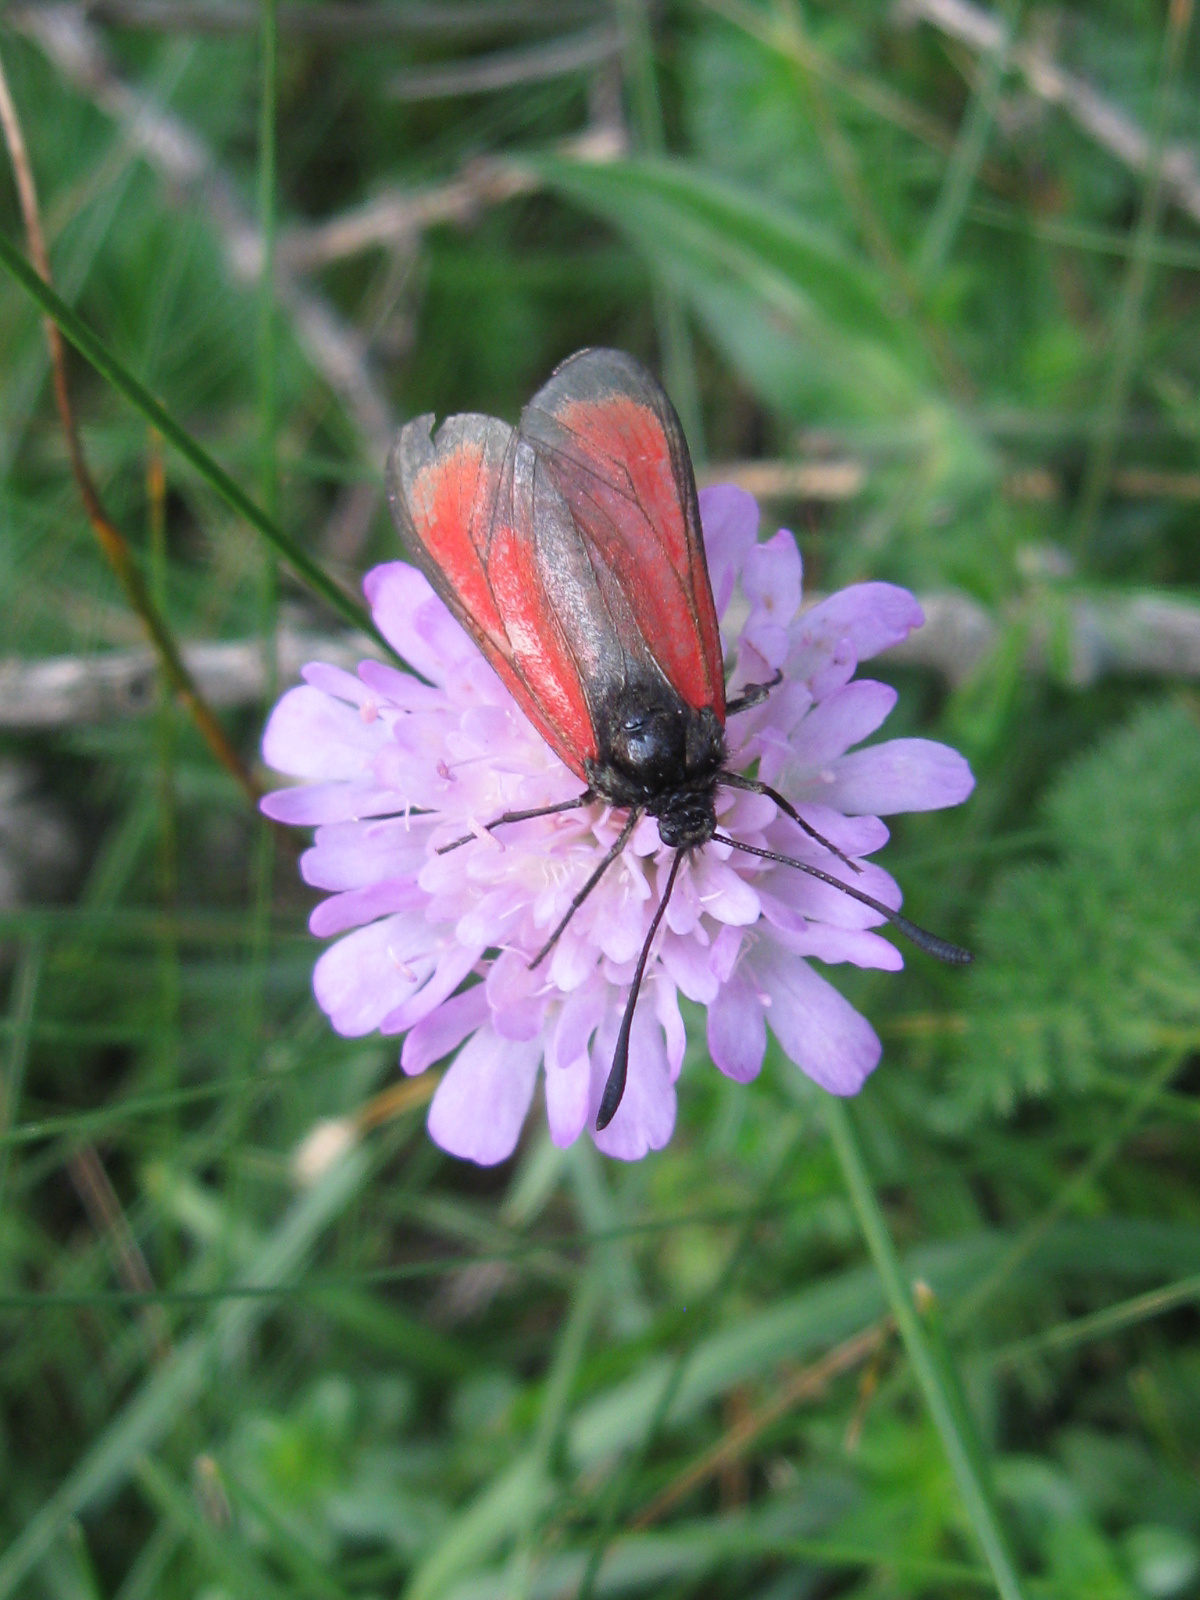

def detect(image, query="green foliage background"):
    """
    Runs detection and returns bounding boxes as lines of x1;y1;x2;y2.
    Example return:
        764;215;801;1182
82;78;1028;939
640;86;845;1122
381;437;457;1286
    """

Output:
2;2;1200;1597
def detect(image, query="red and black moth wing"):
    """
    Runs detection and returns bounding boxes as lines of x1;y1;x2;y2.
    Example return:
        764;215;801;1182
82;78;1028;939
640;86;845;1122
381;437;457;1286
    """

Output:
519;348;725;722
386;349;721;778
387;413;599;777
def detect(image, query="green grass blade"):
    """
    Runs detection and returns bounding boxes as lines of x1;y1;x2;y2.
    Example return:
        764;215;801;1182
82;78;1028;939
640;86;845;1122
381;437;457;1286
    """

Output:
914;3;1019;285
991;1269;1200;1367
826;1096;1028;1600
0;937;43;1208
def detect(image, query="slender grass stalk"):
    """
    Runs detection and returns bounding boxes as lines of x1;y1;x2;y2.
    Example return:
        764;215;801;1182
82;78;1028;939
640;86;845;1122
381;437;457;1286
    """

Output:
1073;0;1195;557
991;1269;1200;1367
0;226;400;665
0;938;43;1210
967;200;1200;270
826;1096;1028;1600
915;2;1021;285
613;0;706;459
147;429;181;1189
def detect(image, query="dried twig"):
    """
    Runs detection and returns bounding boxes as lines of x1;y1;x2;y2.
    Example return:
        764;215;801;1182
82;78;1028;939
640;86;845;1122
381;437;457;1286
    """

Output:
7;579;1200;729
278;125;625;272
696;459;868;499
388;24;621;101
707;457;1200;505
67;1143;172;1361
632;1322;889;1528
0;44;257;800
896;0;1200;227
0;627;372;729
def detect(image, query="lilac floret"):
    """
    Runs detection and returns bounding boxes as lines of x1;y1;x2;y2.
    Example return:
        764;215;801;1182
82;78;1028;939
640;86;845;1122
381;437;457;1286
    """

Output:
262;486;974;1165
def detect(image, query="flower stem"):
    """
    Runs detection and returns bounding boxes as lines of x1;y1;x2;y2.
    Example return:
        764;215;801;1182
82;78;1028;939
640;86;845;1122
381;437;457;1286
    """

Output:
825;1096;1027;1600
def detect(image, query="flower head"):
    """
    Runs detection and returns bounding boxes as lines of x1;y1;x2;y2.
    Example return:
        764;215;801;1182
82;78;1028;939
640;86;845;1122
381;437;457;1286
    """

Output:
262;487;974;1164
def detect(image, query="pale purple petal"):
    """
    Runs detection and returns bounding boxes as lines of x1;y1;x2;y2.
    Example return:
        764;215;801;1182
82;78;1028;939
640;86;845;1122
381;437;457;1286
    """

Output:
660;931;721;1005
808;637;857;702
823;739;975;815
401;985;489;1075
764;916;904;971
382;941;485;1034
554;979;605;1056
710;923;745;983
262;686;390;781
789;584;923;678
691;851;761;927
301;662;372;704
787;681;898;773
756;861;900;932
698;484;758;618
544;1052;591;1148
773;803;890;860
707;973;766;1082
654;977;686;1080
742;530;802;665
589;1006;675;1160
486;949;552;1041
302;816;434;891
750;940;881;1095
313;916;438;1037
357;658;445;711
309;879;425;938
260;781;407;826
363;563;481;686
544;986;606;1154
427;1024;542;1166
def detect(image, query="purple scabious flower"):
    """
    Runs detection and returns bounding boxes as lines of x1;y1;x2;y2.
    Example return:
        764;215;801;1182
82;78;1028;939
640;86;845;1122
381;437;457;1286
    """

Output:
261;487;974;1165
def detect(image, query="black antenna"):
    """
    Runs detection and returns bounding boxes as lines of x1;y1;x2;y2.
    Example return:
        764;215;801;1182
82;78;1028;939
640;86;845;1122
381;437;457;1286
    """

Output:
711;833;972;965
717;770;862;875
528;809;640;971
596;849;686;1131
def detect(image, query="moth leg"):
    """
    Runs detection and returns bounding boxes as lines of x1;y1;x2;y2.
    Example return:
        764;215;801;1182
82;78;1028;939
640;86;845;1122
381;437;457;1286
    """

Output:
437;790;595;856
528;808;639;971
717;770;862;875
725;669;783;716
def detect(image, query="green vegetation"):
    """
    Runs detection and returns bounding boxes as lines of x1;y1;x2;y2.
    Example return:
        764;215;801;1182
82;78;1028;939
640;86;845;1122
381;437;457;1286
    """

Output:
2;3;1200;1596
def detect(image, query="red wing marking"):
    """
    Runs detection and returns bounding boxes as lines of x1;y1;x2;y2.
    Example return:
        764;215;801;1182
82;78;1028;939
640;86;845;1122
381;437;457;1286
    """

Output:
387;414;598;775
521;350;725;720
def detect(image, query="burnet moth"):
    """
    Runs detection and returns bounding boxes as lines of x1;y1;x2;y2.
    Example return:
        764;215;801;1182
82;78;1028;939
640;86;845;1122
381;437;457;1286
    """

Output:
387;348;970;1131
